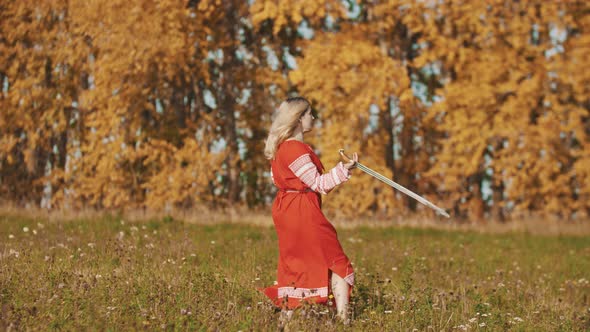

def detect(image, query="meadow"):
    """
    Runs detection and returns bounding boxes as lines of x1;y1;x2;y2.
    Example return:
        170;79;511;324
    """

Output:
1;213;589;331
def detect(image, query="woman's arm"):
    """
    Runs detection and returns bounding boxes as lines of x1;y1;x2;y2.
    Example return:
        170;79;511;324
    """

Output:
288;153;350;194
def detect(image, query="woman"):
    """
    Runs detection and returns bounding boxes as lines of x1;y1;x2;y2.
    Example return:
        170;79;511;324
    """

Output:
262;96;358;323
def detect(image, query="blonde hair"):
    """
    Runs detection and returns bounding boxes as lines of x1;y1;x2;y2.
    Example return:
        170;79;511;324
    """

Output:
264;97;311;160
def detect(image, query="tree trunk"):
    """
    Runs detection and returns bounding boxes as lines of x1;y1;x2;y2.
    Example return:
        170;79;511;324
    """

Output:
220;1;240;204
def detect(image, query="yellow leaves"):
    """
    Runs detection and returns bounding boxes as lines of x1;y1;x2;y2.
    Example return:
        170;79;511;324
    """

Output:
287;69;303;86
0;0;588;218
250;0;344;35
399;89;414;103
289;29;415;217
141;138;224;209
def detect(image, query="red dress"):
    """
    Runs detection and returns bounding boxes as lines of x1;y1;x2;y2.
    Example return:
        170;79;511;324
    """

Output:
263;140;354;309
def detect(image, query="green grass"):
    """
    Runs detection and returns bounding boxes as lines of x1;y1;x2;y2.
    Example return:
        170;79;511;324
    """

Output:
1;214;589;331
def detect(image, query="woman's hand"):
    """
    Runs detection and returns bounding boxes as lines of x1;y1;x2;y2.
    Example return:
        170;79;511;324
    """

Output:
343;152;358;170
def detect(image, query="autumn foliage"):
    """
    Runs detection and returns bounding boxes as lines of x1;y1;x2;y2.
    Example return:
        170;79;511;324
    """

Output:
1;1;588;221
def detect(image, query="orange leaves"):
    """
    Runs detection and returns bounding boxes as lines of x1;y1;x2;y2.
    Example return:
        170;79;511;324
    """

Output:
140;138;224;209
289;29;413;217
0;0;588;219
250;0;344;35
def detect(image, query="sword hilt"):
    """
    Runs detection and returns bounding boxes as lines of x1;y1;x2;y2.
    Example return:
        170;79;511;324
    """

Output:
339;149;354;164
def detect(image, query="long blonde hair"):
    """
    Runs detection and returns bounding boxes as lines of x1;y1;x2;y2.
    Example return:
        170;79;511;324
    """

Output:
264;97;311;160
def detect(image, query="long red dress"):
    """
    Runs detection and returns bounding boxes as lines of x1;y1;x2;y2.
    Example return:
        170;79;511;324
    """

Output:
263;140;354;309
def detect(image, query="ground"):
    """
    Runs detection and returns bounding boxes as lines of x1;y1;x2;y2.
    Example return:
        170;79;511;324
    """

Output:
1;213;589;331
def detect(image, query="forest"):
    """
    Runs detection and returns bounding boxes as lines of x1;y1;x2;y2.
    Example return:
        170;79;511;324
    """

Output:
1;0;588;221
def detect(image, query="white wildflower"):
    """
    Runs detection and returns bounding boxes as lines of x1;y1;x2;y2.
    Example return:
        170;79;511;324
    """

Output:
23;227;29;232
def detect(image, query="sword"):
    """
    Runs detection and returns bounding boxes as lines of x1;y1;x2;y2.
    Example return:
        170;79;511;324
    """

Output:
339;149;450;218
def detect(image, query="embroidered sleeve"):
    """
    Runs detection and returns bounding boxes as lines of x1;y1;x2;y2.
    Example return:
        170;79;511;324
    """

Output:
288;153;350;194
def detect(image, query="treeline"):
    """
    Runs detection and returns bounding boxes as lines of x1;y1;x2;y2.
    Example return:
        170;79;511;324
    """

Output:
0;0;588;220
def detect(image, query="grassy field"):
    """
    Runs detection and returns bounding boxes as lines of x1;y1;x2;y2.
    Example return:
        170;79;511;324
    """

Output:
1;213;589;331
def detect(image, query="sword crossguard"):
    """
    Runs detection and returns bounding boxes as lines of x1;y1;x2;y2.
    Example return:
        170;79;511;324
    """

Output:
339;149;353;164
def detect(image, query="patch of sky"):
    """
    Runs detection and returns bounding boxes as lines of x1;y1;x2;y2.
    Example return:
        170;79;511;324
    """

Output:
546;23;567;58
195;127;205;141
237;89;251;105
283;47;298;70
481;153;493;201
363;104;380;136
411;81;429;105
343;0;361;19
238;138;247;159
531;23;540;45
211;138;226;154
539;149;546;158
389;98;404;161
2;75;8;92
263;45;280;71
203;89;217;108
155;99;164;114
297;20;314;39
325;14;335;30
88;75;95;90
207;49;224;64
236;45;251;62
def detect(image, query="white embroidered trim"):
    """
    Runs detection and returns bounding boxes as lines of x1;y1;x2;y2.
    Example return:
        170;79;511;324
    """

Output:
344;273;355;286
278;286;329;299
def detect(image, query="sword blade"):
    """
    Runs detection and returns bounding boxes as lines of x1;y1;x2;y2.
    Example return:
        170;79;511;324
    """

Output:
355;162;450;218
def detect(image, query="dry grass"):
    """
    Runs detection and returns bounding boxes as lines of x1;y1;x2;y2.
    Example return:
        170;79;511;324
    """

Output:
1;209;589;331
2;204;589;236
